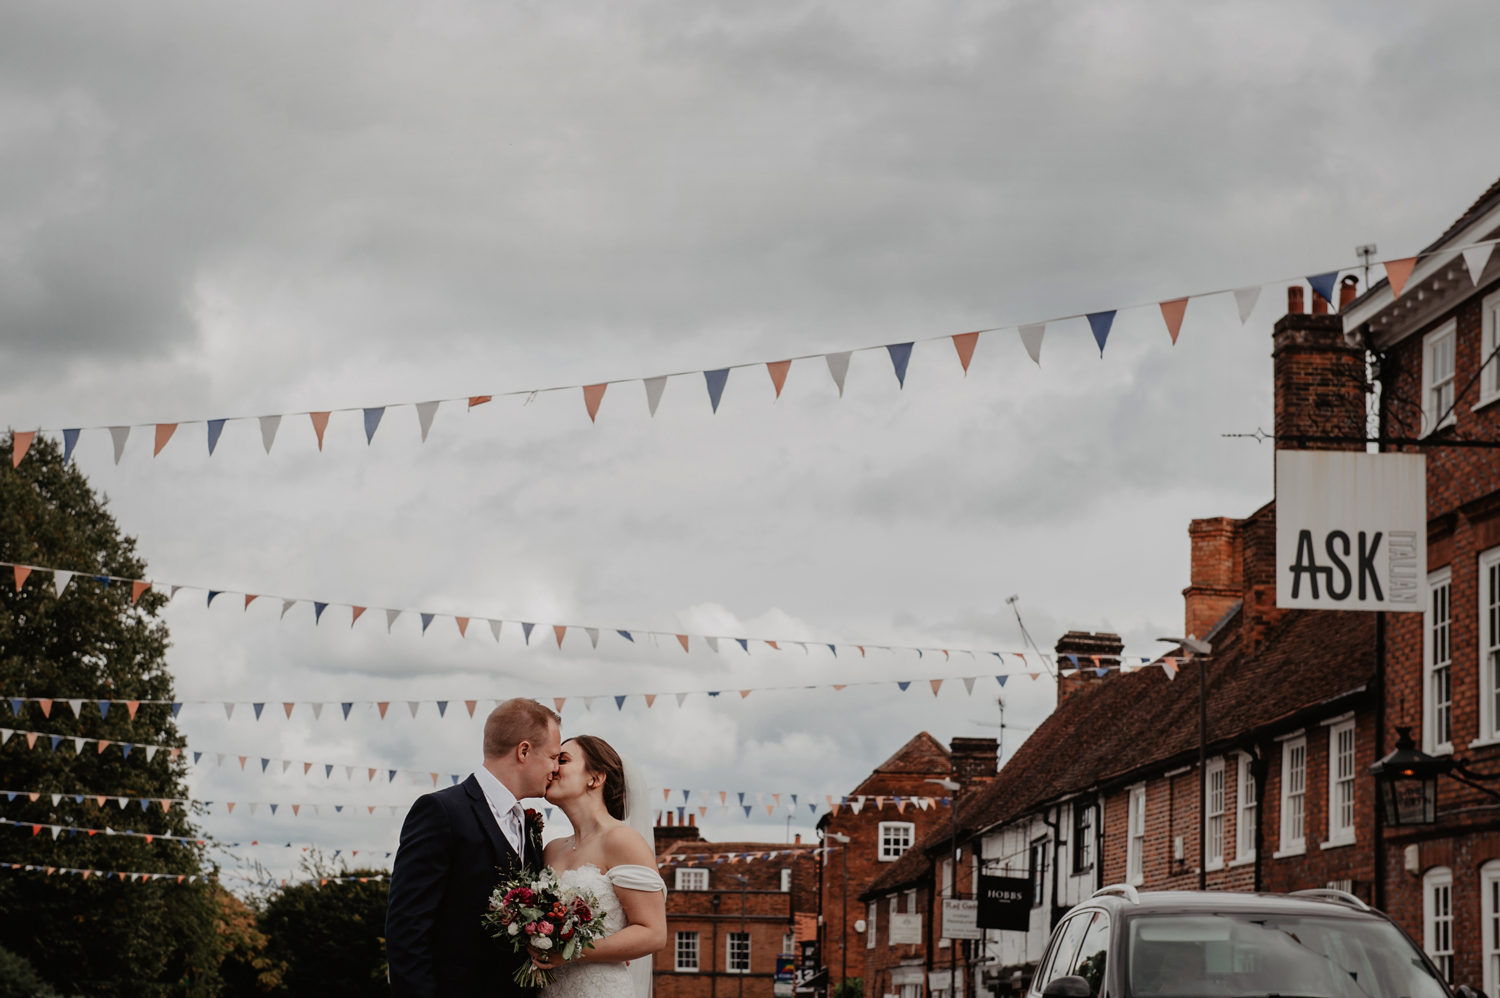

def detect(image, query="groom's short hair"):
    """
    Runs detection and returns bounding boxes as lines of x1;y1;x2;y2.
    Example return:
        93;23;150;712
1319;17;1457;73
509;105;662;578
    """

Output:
483;699;560;758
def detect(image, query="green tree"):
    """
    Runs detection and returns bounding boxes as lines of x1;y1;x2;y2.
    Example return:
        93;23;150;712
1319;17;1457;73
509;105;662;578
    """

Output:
0;433;220;996
256;854;389;996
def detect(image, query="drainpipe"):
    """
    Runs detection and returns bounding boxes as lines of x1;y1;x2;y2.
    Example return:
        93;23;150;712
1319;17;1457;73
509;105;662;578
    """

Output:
1042;806;1063;926
1364;320;1390;913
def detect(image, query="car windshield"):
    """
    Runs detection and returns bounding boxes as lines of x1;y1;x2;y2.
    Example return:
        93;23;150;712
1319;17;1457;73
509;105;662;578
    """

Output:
1124;911;1448;998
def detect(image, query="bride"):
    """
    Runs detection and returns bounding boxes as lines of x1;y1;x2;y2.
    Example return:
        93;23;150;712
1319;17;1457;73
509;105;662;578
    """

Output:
532;735;667;998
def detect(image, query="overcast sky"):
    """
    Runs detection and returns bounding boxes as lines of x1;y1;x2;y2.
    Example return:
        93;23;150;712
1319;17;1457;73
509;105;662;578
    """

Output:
5;0;1500;884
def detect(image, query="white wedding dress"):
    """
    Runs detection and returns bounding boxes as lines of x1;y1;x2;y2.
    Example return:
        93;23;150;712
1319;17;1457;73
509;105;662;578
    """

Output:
548;863;667;998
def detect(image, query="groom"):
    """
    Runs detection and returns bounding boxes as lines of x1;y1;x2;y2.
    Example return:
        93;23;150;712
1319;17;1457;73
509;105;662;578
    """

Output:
387;698;562;997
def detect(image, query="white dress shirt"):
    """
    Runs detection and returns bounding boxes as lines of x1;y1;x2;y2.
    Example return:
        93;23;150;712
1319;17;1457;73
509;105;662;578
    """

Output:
473;766;526;862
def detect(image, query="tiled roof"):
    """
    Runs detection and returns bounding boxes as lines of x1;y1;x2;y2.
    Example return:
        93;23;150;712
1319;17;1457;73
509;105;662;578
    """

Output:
872;731;951;775
861;604;1376;899
1349;172;1500;304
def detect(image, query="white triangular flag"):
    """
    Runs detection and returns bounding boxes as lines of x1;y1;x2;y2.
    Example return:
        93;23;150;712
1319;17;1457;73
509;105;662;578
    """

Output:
1464;243;1495;287
73;737;84;753
345;765;355;780
258;414;281;454
583;697;596;711
415;401;440;442
216;753;226;767
1018;324;1046;366
676;692;688;707
488;619;503;642
962;677;977;695
108;426;130;464
249;803;259;816
66;699;83;717
705;636;719;653
586;627;599;648
280;599;296;619
145;746;158;762
311;703;323;720
824;352;851;397
282;760;291;774
223;703;235;720
387;609;401;633
53;571;73;596
1232;286;1261;325
643;377;667;417
408;701;421;718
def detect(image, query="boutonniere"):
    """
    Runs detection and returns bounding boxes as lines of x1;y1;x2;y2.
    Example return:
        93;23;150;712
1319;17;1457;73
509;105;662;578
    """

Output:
525;807;544;836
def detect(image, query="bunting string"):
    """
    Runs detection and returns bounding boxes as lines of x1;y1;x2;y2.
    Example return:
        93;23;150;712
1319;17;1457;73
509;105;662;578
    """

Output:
0;860;385;886
8;240;1496;467
0;817;395;862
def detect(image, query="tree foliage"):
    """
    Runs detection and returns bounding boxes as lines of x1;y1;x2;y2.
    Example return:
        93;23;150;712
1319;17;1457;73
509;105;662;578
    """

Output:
0;433;218;995
256;854;389;996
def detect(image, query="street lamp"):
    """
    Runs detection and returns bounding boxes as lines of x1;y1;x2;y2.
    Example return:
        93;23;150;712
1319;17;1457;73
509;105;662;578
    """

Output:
928;777;962;998
826;832;851;990
1156;636;1211;890
1369;727;1449;826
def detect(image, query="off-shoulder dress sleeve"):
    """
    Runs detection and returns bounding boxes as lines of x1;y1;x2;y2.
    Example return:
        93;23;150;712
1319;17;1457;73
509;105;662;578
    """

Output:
607;863;666;894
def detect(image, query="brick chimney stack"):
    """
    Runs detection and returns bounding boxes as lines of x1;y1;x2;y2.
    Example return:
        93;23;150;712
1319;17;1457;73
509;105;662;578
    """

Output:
1273;283;1368;452
1183;516;1242;642
948;736;998;790
1054;631;1123;705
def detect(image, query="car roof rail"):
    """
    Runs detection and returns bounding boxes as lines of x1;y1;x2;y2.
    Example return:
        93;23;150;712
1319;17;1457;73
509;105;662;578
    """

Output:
1288;889;1371;912
1091;884;1140;904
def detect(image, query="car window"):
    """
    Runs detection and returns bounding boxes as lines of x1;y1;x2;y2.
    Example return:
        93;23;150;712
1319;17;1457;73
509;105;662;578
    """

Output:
1069;911;1110;995
1033;912;1093;994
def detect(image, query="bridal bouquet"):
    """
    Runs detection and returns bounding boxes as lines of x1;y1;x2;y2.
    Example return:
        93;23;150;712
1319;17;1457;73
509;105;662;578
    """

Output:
483;867;609;988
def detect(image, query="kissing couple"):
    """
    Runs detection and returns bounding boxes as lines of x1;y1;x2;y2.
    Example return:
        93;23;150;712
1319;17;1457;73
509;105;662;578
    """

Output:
386;698;667;997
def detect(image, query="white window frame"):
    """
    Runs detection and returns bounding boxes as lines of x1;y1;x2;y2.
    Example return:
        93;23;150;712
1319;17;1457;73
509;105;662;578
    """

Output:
1481;290;1500;409
1324;718;1356;846
940;857;954;898
782;932;795;957
1424;866;1454;984
726;932;750;974
877;821;916;861
1277;736;1307;856
1205;757;1225;870
675;931;700;973
866;902;877;949
1073;799;1094;873
1423;319;1457;434
1483;860;1500;998
1235;754;1257;863
1126;785;1146;885
1426;567;1454;754
780;868;792;892
1480;547;1500;745
675;868;709;891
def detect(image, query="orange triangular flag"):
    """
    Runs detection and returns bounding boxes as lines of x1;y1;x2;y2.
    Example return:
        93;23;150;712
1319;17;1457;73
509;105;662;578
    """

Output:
766;360;792;398
351;606;366;627
583;383;608;423
930;679;943;697
456;616;469;638
153;423;178;457
369;767;377;780
309;411;331;450
766;640;779;650
237;755;247;769
283;702;295;719
377;702;390;719
430;772;439;787
37;699;51;718
1159;298;1188;344
739;690;752;699
676;634;690;652
645;694;657;708
465;700;477;717
226;802;235;814
553;698;566;713
468;395;492;408
1385;257;1417;299
13;566;31;591
304;762;312;774
11;431;34;467
554;625;567;648
952;331;980;373
291;804;300;816
126;701;140;720
833;684;846;691
244;594;258;609
131;581;150;604
857;646;865;657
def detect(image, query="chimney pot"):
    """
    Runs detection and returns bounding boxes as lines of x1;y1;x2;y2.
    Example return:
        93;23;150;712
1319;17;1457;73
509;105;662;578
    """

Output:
688;813;696;827
1287;286;1304;313
1311;289;1328;315
1339;274;1359;309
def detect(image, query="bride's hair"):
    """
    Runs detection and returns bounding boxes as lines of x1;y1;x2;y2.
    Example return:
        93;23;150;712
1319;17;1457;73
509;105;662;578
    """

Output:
570;735;627;820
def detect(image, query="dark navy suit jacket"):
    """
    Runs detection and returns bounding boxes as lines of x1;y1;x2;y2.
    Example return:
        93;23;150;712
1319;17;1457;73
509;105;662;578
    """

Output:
386;774;543;997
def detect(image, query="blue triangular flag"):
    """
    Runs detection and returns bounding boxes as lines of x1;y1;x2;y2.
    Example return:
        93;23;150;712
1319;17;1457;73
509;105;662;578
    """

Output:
738;792;746;804
49;735;61;751
313;602;328;624
95;574;110;587
827;644;837;656
451;774;460;785
809;802;817;814
207;419;226;455
614;695;627;711
341;702;353;720
269;803;278;815
260;758;270;772
388;769;397;782
743;805;753;817
616;629;634;642
708;690;720;697
420;613;434;633
522;622;534;644
170;703;182;718
897;681;911;692
1095;667;1109;678
363;407;385;444
207;591;221;607
736;638;749;653
62;428;80;464
1087;311;1116;356
7;699;19;715
790;794;798;806
544;807;553;821
436;701;448;717
886;342;914;388
682;789;691;802
996;675;1009;687
193;751;202;765
97;701;110;719
1307;271;1339;307
335;805;344;813
704;368;730;413
326;764;334;778
121;744;132;759
252;702;265;720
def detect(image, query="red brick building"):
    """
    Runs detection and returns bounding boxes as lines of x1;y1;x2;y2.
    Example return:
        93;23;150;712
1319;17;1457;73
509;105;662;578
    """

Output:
653;815;820;998
1342;174;1500;995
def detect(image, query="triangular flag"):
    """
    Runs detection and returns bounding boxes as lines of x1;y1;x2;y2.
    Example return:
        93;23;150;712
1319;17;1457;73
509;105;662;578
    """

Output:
282;702;295;719
259;414;281;454
886;342;914;388
676;634;689;653
53;571;72;596
704;369;730;413
554;625;566;648
11;430;35;467
1384;257;1417;299
522;622;535;644
362;407;385;444
1232;286;1260;324
351;606;366;627
1159;298;1188;344
468;395;492;408
108;426;130;464
313;602;328;624
280;598;296;618
645;694;657;708
420;613;434;634
614;695;627;711
553;698;566;713
252;702;265;720
586;627;599;648
766;360;791;398
825;352;851;397
61;427;82;464
309;411;331;450
1307;272;1339;309
706;636;720;653
310;702;323;719
205;419;225;455
675;693;688;707
617;629;633;642
643;377;667;417
1018;323;1045;366
962;677;976;695
952;331;980;373
455;616;469;638
415;401;440;442
1086;311;1115;356
244;593;259;610
341;702;353;719
377;702;390;719
930;678;943;697
408;701;421;718
126;700;140;720
465;700;477;717
1464;244;1495;286
582;383;608;423
129;581;149;604
387;609;401;633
